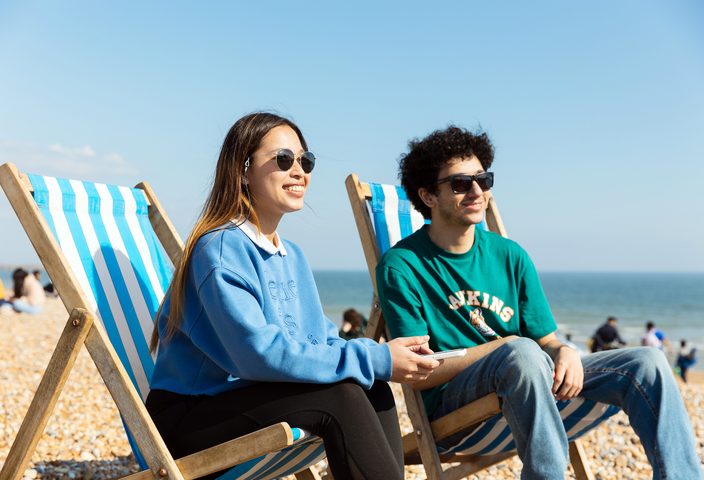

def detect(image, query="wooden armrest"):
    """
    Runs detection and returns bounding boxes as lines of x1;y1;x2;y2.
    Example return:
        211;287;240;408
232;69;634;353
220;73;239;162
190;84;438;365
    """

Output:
121;422;295;480
403;393;500;456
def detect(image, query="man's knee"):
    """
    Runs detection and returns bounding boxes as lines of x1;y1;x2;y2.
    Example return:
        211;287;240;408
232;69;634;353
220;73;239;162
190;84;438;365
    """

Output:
621;347;671;382
498;337;553;383
502;337;550;363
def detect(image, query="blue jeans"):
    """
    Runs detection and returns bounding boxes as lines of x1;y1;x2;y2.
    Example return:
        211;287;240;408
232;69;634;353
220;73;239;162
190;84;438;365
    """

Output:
9;300;43;314
433;338;702;479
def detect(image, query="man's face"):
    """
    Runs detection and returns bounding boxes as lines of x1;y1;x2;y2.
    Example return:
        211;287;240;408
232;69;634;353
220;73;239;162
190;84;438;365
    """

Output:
427;156;488;228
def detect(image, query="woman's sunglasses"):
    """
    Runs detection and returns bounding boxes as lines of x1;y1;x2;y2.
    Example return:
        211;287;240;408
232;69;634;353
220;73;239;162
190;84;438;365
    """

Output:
435;172;494;193
275;148;316;174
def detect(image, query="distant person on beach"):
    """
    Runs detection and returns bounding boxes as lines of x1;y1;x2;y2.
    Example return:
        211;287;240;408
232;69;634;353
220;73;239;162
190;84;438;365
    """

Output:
641;321;669;350
146;112;438;479
376;125;702;478
590;316;626;353
339;308;368;340
42;282;58;298
0;268;46;314
33;270;58;298
676;340;697;383
0;278;4;300
33;269;55;297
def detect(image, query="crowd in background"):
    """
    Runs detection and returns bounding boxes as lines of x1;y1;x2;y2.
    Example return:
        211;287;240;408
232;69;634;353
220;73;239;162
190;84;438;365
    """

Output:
0;268;54;315
586;316;698;383
0;268;700;385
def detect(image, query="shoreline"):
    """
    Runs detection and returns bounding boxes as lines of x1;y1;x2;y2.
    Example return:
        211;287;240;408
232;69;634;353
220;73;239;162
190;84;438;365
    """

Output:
0;298;702;479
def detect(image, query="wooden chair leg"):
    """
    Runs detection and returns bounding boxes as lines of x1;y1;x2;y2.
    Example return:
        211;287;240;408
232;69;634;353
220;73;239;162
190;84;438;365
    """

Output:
403;386;445;480
569;439;595;480
295;467;322;480
364;295;385;341
0;309;93;480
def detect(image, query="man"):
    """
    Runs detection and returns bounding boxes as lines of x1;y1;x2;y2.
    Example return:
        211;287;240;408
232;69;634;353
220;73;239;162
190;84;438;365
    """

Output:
676;339;698;383
376;125;701;479
590;316;626;352
642;321;669;350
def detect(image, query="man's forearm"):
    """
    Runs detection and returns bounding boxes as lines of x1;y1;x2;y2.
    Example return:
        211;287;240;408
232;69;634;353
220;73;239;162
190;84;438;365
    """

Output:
410;335;519;390
539;337;567;361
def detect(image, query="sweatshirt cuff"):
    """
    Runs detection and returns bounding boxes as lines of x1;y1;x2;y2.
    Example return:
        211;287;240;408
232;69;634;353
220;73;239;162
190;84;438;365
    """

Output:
368;342;392;381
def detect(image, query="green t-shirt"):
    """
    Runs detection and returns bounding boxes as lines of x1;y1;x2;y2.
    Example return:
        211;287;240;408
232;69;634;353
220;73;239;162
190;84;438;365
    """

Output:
376;225;557;414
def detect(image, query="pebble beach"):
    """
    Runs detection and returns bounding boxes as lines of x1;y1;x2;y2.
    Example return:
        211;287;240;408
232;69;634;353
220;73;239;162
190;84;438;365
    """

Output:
1;298;702;479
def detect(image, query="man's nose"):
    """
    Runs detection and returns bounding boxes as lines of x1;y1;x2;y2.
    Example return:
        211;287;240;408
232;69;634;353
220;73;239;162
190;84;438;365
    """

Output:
465;179;483;197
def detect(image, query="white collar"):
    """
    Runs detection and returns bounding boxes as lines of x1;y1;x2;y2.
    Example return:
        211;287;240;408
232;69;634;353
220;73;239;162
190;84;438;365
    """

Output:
236;219;287;256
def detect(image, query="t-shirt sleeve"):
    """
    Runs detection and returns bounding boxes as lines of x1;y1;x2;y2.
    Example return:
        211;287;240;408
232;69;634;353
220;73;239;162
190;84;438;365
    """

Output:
517;250;557;339
376;263;428;340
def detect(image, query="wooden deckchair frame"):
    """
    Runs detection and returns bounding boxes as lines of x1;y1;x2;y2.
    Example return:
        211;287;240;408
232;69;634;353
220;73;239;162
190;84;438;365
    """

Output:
0;162;320;480
345;173;594;480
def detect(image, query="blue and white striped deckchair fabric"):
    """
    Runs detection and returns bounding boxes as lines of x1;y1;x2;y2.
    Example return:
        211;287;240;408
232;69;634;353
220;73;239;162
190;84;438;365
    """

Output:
28;173;325;480
368;182;620;457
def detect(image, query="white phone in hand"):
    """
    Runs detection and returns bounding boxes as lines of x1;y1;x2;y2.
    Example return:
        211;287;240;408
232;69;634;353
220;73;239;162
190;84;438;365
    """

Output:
422;348;467;360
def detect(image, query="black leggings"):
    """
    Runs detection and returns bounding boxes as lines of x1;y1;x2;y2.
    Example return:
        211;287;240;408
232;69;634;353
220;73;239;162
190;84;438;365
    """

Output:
145;380;403;480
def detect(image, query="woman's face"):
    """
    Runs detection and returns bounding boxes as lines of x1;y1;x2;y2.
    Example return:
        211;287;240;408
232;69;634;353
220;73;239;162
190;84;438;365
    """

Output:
246;125;311;228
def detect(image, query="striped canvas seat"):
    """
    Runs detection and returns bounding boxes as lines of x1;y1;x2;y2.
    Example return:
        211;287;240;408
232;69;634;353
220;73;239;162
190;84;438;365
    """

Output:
28;173;325;479
368;182;620;457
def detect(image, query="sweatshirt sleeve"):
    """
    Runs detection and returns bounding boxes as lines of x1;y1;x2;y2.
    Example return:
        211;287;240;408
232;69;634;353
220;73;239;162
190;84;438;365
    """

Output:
325;315;347;348
188;266;392;388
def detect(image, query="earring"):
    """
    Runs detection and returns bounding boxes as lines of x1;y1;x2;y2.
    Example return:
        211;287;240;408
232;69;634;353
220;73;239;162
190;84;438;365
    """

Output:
243;158;250;184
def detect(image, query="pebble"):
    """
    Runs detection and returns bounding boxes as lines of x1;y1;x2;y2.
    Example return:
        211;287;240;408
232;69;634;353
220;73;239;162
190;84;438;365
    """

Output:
1;298;702;479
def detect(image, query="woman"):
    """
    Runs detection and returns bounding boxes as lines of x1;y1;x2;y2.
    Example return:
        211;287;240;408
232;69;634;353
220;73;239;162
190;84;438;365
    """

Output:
147;112;438;480
0;268;46;314
339;308;368;340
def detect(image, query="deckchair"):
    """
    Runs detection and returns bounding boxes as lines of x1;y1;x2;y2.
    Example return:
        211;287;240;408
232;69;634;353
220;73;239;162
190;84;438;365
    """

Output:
346;173;620;480
0;162;326;480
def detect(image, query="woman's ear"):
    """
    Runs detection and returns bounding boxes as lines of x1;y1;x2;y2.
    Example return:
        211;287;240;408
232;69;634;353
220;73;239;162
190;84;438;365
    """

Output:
418;187;436;209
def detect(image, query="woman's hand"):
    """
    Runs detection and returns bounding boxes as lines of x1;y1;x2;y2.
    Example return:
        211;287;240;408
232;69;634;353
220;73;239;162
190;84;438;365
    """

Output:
387;335;440;383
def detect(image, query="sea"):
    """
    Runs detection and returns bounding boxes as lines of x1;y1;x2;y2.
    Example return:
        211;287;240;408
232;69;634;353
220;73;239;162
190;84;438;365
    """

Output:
314;271;704;355
2;267;702;368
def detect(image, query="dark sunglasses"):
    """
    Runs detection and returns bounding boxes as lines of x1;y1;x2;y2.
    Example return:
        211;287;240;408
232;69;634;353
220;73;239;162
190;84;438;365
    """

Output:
435;172;494;193
275;148;316;174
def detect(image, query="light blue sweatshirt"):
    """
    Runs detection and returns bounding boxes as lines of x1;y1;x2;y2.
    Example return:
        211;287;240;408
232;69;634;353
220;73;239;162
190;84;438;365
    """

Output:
149;224;392;395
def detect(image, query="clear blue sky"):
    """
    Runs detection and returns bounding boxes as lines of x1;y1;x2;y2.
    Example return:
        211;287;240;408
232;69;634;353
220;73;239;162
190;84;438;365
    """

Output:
1;1;702;272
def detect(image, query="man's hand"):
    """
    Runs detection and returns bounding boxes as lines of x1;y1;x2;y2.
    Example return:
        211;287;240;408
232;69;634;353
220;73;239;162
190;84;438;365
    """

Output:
538;333;584;401
552;345;583;400
387;335;439;383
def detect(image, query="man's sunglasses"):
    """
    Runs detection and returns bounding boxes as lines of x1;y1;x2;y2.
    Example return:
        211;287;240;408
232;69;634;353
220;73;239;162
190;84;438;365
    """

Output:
275;148;316;174
435;172;494;193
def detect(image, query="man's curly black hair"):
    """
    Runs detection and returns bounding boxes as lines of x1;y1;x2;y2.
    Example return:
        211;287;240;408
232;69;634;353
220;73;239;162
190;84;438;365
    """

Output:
399;125;494;219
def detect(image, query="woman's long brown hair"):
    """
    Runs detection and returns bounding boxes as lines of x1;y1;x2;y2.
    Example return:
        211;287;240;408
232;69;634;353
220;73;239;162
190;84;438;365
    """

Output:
150;112;309;351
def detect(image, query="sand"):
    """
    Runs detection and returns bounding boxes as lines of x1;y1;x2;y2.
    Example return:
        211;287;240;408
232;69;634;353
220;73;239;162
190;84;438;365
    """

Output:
1;298;702;479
